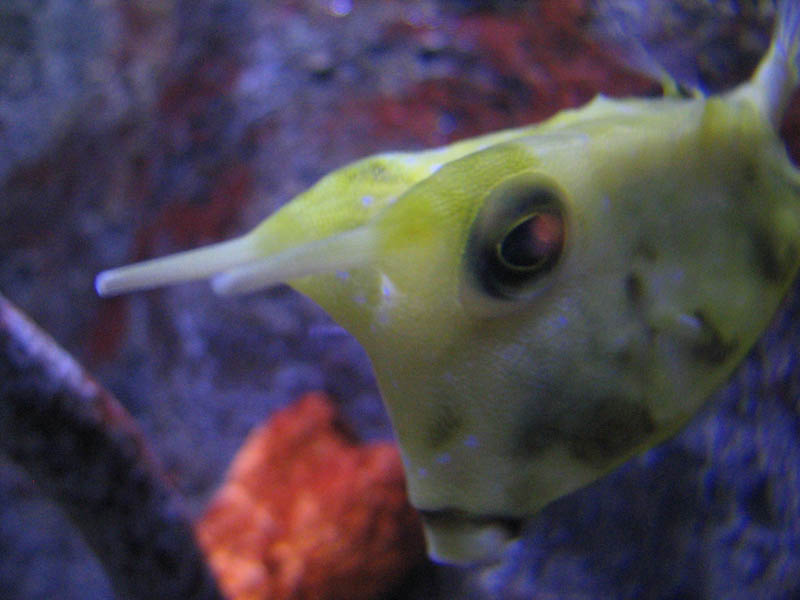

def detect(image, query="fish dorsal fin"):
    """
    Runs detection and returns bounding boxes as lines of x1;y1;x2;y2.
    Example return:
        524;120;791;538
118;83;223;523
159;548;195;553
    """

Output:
589;0;774;96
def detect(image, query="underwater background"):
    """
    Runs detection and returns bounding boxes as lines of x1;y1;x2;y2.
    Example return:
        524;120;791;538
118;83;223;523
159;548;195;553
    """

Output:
1;0;799;598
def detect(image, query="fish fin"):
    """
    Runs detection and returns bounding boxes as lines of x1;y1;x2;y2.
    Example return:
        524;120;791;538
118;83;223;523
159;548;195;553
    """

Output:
587;2;684;97
776;0;800;84
742;0;800;128
589;0;773;95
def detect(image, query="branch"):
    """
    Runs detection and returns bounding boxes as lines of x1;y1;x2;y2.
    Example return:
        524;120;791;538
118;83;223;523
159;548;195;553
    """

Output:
0;293;224;600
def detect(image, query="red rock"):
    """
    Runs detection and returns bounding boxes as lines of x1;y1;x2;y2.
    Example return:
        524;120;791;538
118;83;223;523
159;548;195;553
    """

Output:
196;393;426;600
341;0;656;151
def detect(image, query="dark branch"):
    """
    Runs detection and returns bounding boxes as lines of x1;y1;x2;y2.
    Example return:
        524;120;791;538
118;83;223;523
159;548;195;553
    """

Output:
0;293;224;600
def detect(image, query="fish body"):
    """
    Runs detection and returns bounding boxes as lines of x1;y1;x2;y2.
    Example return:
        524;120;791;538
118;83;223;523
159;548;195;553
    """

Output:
96;1;800;564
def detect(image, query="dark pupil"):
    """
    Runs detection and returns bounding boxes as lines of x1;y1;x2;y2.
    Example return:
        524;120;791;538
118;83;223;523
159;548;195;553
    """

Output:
498;212;564;269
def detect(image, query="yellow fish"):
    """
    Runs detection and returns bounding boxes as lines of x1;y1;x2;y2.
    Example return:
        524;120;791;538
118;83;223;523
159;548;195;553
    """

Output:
96;1;800;564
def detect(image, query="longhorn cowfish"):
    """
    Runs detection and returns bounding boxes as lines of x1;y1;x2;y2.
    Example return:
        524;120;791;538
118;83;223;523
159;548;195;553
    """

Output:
95;0;800;564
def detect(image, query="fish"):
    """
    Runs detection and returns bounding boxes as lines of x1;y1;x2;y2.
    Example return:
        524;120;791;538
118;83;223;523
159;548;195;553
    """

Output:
95;0;800;565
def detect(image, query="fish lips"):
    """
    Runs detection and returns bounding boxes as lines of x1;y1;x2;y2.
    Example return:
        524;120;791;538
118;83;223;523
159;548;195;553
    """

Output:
418;507;526;565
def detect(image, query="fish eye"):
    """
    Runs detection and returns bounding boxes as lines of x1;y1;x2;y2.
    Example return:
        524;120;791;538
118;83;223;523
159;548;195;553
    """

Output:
461;174;567;311
497;211;564;271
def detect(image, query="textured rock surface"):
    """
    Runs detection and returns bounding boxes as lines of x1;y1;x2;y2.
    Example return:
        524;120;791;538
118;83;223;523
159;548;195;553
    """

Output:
1;0;799;599
196;392;426;600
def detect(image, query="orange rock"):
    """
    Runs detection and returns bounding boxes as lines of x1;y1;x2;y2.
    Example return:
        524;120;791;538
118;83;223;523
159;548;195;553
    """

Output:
196;392;426;600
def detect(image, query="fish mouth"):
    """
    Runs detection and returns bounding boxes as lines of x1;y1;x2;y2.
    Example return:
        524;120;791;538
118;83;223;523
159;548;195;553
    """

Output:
417;508;525;565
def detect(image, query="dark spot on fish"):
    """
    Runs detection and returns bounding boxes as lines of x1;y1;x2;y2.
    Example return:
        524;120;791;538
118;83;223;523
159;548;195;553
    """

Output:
427;403;464;449
690;310;737;365
511;413;560;457
633;239;658;261
365;162;390;181
741;161;758;185
566;397;656;464
513;395;657;462
624;272;644;307
613;344;633;365
749;226;797;283
621;272;655;350
350;159;401;184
